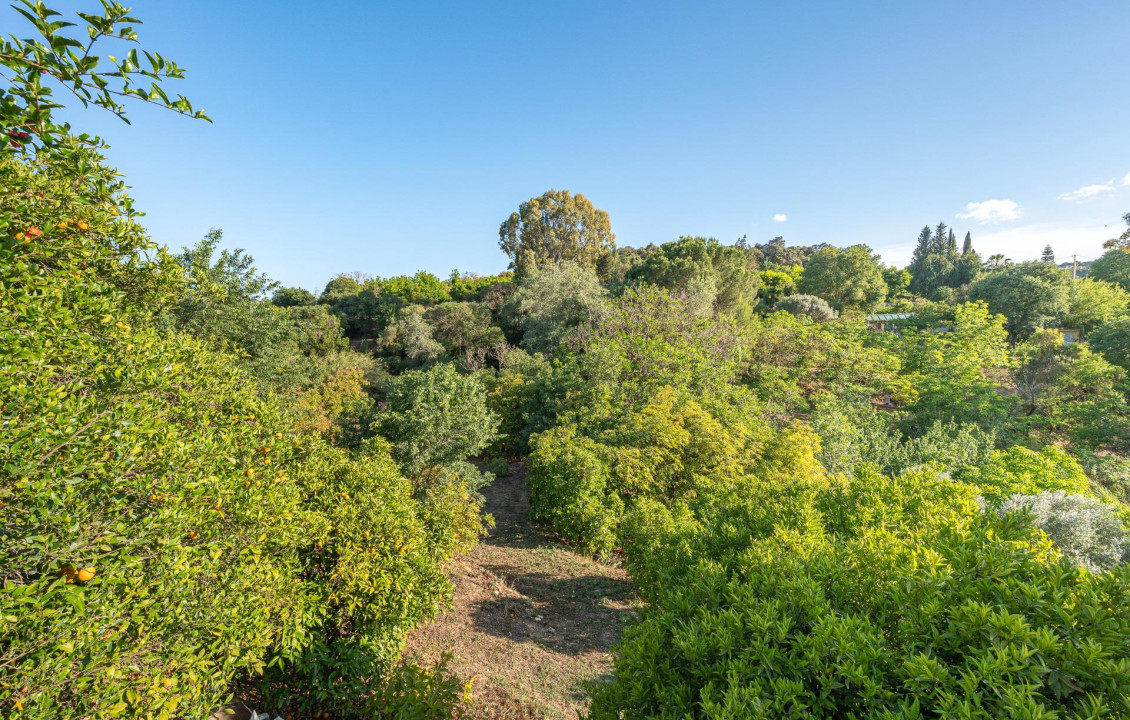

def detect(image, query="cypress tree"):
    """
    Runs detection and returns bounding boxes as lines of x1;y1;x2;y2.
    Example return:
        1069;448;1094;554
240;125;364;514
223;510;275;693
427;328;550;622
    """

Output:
962;232;973;255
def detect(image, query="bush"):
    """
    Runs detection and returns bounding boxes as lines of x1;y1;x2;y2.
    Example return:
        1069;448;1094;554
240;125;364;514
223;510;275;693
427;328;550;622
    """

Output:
527;388;765;556
774;293;839;322
372;363;499;480
960;445;1097;505
0;143;465;719
508;261;608;353
592;464;1130;719
999;491;1130;572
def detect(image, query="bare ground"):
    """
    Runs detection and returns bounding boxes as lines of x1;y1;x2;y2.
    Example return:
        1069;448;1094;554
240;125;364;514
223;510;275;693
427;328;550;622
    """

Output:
405;463;636;720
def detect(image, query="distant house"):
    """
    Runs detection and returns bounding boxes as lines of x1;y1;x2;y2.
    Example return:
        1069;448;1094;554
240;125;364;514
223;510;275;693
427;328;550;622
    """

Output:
866;313;914;332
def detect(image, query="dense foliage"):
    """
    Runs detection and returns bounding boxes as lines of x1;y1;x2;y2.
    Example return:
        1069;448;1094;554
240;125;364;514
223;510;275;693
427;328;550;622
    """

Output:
4;4;1130;717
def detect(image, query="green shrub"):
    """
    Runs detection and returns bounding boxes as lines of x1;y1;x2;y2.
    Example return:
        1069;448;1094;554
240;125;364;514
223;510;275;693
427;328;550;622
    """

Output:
372;363;499;479
959;445;1096;505
593;465;1130;719
527;388;765;556
0;141;464;720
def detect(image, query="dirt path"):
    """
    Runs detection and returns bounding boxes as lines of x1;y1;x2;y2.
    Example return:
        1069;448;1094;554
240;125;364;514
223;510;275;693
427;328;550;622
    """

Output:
405;463;635;719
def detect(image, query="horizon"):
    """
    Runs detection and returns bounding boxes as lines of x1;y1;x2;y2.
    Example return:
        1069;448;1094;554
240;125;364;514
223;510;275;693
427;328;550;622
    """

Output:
55;0;1129;291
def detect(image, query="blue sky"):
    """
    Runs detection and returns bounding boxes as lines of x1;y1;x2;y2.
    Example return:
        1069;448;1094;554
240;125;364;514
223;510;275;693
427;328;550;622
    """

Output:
48;0;1130;291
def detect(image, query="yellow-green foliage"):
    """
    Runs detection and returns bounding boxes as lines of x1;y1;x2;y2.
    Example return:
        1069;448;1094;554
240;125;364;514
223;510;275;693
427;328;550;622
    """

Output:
528;388;766;556
960;445;1096;505
594;461;1130;719
0;153;471;718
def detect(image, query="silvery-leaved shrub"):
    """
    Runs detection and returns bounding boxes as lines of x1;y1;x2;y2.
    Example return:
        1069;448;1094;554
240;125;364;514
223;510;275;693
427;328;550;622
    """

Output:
999;491;1130;572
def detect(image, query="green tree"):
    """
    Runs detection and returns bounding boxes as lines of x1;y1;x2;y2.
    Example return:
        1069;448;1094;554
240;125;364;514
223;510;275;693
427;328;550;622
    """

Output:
907;223;956;297
373;363;499;479
1088;317;1130;372
625;236;760;322
509;261;608;353
897;301;1012;432
320;273;364;303
757;268;796;307
967;261;1070;339
795;244;887;312
881;266;911;297
1089;248;1130;293
498;189;615;273
1041;244;1057;263
0;0;208;159
272;286;316;307
1063;277;1130;334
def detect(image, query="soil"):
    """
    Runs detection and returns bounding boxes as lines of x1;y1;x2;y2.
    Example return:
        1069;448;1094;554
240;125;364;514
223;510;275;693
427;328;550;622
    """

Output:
405;462;636;719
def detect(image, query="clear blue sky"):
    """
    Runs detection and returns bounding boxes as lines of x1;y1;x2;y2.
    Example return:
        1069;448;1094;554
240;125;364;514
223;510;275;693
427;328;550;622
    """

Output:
49;0;1130;291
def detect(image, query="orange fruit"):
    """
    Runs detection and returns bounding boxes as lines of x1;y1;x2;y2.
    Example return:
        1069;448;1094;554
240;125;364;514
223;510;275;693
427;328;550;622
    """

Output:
77;567;96;582
77;221;89;230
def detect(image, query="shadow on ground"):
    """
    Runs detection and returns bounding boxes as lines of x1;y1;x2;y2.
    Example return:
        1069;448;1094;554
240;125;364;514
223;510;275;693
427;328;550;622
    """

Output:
471;567;634;655
405;463;638;719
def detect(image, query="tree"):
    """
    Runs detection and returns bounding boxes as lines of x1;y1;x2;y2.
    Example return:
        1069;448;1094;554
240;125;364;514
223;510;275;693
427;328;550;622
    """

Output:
907;222;978;296
625;236;760;322
751;236;827;268
272;286;316;307
0;0;208;159
1042;244;1057;263
984;253;1010;271
967;261;1070;338
774;294;839;322
1089;249;1130;293
757;268;797;307
795;244;887;312
881;266;911;298
907;223;954;297
1063;278;1130;334
1088;318;1130;371
320;273;364;302
498;189;615;273
372;363;499;479
509;261;608;353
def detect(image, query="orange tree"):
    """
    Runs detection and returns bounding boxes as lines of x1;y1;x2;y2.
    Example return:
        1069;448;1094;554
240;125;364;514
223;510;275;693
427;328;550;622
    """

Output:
1;4;475;718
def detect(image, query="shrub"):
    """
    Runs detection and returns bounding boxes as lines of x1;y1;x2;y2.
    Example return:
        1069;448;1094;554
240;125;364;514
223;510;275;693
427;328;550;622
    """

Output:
774;293;838;322
527;388;765;556
592;466;1130;719
0;132;464;720
1000;491;1130;572
508;261;608;353
372;363;499;480
960;445;1096;505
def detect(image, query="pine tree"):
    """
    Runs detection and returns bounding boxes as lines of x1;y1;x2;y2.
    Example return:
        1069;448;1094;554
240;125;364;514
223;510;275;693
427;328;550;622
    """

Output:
947;228;957;255
1041;244;1056;264
962;232;973;255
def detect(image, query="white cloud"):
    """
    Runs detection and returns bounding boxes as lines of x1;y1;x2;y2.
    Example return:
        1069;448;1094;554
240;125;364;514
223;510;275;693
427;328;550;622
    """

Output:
1058;183;1116;200
955;199;1020;224
772;213;787;223
1121;172;1130;187
969;223;1112;263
